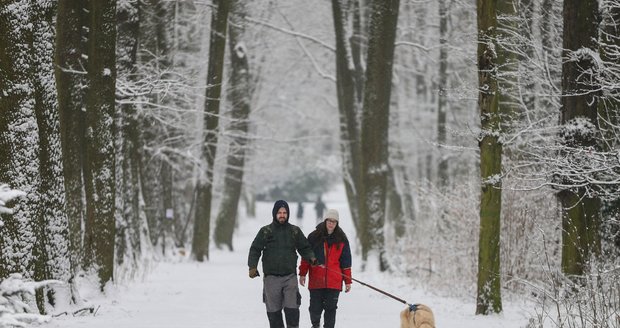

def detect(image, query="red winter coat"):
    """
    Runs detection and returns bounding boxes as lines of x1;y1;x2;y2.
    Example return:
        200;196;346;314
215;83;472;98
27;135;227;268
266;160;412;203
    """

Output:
299;228;352;290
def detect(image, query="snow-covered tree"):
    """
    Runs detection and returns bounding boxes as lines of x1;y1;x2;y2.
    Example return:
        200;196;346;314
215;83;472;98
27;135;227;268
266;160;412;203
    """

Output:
82;0;118;289
31;0;71;313
213;0;253;251
192;0;230;262
475;0;503;315
55;0;88;281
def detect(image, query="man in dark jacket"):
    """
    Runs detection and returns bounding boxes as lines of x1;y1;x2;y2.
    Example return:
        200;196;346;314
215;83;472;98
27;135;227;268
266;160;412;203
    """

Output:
248;200;317;328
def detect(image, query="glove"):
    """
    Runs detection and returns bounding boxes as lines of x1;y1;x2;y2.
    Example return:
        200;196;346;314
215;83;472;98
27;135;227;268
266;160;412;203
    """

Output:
249;267;259;278
310;258;318;266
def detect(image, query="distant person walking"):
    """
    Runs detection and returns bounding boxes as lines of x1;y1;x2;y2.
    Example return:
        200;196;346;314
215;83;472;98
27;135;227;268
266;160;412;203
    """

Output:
314;196;326;224
248;200;317;328
296;201;304;220
299;209;352;328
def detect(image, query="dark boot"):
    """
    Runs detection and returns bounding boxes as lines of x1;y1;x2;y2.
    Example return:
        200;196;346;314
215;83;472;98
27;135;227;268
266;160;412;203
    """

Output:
267;310;285;328
283;307;300;328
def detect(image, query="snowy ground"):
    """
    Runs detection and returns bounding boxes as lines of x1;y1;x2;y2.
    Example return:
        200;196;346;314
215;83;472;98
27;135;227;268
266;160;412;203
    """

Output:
42;187;533;328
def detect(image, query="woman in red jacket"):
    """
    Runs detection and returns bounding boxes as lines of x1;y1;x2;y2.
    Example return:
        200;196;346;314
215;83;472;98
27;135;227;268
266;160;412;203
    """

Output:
299;209;352;328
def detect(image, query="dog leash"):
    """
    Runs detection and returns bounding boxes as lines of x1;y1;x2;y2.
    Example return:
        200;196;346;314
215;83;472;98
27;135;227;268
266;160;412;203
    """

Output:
318;264;417;309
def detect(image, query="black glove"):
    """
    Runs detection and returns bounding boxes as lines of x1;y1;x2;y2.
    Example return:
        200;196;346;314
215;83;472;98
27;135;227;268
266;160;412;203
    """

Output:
249;267;260;278
310;258;318;266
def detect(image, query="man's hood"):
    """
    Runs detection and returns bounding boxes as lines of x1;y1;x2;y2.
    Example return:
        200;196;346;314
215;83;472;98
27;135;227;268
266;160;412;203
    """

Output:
272;200;290;223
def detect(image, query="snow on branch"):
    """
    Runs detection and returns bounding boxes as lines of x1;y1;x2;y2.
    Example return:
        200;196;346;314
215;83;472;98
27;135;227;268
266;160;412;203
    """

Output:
243;15;335;52
0;274;63;327
0;184;26;227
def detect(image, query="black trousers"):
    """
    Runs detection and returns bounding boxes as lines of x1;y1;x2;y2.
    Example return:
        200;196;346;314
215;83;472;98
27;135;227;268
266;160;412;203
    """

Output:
309;289;340;328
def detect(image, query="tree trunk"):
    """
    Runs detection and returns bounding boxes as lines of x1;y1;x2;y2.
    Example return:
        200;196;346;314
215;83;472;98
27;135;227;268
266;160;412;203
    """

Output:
192;0;230;262
116;0;142;266
214;0;252;251
83;0;118;289
359;0;400;271
437;0;449;186
138;0;172;248
31;0;71;313
331;0;363;237
55;0;89;283
558;0;601;277
0;0;39;284
475;0;503;315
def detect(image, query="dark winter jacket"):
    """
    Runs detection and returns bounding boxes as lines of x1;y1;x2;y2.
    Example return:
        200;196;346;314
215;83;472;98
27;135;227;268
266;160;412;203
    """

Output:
248;200;315;276
299;222;352;290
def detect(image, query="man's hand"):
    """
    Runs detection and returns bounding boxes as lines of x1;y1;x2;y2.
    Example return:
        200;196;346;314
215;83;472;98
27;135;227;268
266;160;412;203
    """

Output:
345;284;351;293
249;267;259;278
299;275;306;286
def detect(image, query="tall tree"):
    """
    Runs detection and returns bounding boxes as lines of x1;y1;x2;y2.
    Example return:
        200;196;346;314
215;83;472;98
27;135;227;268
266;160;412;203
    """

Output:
331;0;364;236
31;0;71;312
0;4;71;313
437;0;449;186
138;0;172;248
213;0;252;251
358;0;400;270
55;0;89;284
192;0;230;261
82;0;118;289
558;0;601;277
475;0;503;315
115;0;142;266
0;0;38;283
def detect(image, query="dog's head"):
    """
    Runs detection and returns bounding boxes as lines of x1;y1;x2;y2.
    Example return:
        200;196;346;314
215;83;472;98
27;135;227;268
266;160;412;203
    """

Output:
400;304;435;328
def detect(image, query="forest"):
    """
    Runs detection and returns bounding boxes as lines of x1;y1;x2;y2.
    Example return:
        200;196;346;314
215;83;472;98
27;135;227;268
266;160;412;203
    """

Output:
0;0;619;326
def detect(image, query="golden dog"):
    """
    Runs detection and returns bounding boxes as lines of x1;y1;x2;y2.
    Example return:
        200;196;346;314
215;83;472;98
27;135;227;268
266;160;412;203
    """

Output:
400;304;435;328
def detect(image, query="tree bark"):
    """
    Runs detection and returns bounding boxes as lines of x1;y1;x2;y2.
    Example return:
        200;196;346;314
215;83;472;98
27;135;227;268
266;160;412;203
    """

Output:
55;0;89;281
116;0;142;266
475;0;503;315
331;0;363;237
31;0;71;313
83;0;118;289
192;0;230;262
558;0;601;277
0;0;38;284
358;0;400;271
437;0;449;186
214;0;252;251
138;0;172;247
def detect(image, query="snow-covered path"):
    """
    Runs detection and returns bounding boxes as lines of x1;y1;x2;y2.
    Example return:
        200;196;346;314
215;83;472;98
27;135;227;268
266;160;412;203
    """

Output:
43;189;532;328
